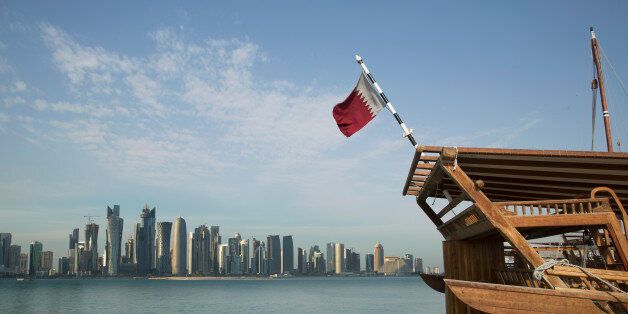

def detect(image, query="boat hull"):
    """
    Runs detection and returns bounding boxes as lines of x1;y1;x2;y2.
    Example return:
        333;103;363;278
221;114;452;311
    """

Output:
445;279;628;313
420;273;445;293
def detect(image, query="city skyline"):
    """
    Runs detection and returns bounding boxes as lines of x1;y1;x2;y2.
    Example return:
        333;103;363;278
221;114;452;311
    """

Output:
1;2;628;273
1;203;436;275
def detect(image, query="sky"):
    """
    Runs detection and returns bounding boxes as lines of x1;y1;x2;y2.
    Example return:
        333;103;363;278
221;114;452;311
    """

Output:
1;1;627;269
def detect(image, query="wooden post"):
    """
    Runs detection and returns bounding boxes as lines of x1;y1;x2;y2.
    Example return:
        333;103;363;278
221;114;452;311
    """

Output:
590;27;614;152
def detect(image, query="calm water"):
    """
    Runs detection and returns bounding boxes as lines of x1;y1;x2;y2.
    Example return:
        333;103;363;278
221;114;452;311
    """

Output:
0;276;444;313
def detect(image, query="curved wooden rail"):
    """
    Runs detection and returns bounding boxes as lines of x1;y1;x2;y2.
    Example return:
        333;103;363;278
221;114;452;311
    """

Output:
591;187;628;238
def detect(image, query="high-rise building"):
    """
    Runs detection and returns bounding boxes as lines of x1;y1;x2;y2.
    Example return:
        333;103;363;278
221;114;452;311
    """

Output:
125;238;135;263
346;250;360;273
313;251;325;273
365;254;374;272
106;205;124;276
0;233;11;267
334;243;344;274
58;256;69;275
186;232;193;275
227;235;241;275
218;244;228;275
19;253;28;274
266;235;281;275
326;243;335;274
297;248;304;274
29;241;42;275
251;238;260;275
210;226;220;274
282;235;293;274
41;251;53;272
85;223;99;273
374;243;384;273
382;256;402;275
401;254;413;274
414;257;423;273
433;266;440;274
69;228;79;250
255;241;266;275
135;204;156;274
156;222;172;275
8;245;21;273
171;217;187;276
191;225;211;275
240;239;249;274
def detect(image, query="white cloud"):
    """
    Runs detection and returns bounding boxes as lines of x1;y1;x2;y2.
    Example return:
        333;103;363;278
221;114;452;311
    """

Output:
13;80;26;92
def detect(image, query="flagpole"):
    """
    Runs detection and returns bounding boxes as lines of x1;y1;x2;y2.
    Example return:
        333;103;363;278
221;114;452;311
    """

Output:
355;55;418;148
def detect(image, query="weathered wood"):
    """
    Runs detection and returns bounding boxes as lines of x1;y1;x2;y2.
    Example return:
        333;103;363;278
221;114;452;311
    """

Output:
444;240;504;314
445;279;627;313
506;213;610;228
437;193;467;218
417;197;444;229
440;163;567;288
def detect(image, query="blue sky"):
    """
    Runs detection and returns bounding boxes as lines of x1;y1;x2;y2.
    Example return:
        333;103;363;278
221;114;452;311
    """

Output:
1;1;628;269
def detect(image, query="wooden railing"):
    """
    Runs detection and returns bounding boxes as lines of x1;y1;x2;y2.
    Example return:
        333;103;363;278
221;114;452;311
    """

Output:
494;198;611;217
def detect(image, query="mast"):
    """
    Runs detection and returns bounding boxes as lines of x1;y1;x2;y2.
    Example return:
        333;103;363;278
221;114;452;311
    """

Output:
590;27;614;152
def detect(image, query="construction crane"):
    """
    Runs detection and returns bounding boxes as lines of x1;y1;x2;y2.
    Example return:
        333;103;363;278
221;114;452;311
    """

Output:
83;215;100;224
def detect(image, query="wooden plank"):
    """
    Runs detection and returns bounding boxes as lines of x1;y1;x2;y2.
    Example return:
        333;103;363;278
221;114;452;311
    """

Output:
417;197;444;229
506;213;610;228
494;198;608;207
437;194;467;218
402;148;423;196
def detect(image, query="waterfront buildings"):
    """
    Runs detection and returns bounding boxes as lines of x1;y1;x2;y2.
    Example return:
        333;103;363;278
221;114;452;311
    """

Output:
365;254;374;272
240;239;249;274
106;205;124;276
227;235;241;275
334;243;344;274
41;251;53;272
156;221;172;274
29;241;42;275
414;257;423;273
191;225;211;274
382;256;402;275
326;242;334;274
297;248;304;274
267;235;281;275
374;243;384;273
135;205;156;274
8;245;21;273
171;217;187;276
58;256;69;275
186;232;193;275
256;241;266;275
282;235;293;274
85;222;99;272
251;238;260;274
0;233;11;268
19;253;27;274
210;226;220;273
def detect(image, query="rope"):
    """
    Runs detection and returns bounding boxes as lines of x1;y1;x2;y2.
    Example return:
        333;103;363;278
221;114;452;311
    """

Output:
533;259;626;294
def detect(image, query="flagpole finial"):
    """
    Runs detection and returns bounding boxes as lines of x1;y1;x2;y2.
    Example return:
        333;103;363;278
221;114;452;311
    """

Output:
355;54;363;63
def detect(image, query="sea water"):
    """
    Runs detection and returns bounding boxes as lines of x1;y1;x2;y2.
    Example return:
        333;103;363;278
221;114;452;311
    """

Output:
0;276;444;313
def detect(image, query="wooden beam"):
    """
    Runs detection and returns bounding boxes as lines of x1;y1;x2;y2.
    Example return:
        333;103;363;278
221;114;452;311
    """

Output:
402;148;423;196
437;193;467;218
417;197;444;229
506;213;610;228
440;163;567;288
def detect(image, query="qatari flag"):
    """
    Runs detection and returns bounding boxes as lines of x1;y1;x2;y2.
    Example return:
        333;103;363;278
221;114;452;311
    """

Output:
332;73;385;137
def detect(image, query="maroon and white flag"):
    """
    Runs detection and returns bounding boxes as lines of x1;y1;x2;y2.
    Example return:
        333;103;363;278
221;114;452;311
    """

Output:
332;73;385;137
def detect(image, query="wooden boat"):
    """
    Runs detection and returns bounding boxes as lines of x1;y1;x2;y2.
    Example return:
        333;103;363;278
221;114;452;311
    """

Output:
401;28;628;313
445;279;628;313
420;273;446;293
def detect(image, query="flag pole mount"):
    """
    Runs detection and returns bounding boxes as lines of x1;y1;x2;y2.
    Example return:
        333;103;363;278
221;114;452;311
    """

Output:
355;54;418;148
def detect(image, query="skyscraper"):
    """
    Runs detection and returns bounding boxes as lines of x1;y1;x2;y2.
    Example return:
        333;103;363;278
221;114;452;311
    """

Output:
156;221;172;274
0;233;11;267
210;226;220;274
256;241;267;275
106;205;123;276
282;235;294;274
69;228;79;250
41;251;54;272
365;254;374;272
186;232;193;275
29;241;42;275
8;245;21;273
85;223;99;273
240;239;249;274
251;238;260;274
191;225;211;274
227;235;241;275
334;243;344;274
297;248;304;274
326;242;335;274
171;217;187;276
414;257;423;273
374;243;384;273
266;235;281;275
19;253;28;274
135;204;156;274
